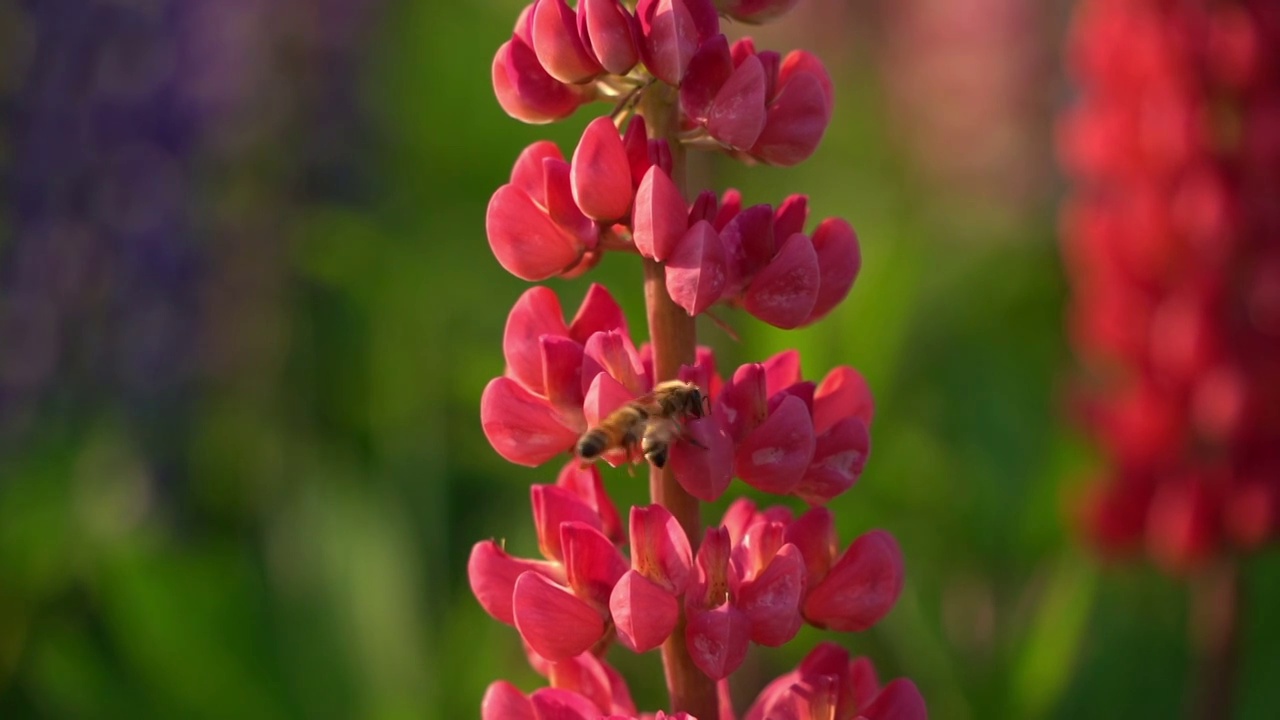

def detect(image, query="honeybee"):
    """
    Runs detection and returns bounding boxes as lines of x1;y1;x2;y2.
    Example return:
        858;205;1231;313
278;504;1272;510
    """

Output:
575;380;710;468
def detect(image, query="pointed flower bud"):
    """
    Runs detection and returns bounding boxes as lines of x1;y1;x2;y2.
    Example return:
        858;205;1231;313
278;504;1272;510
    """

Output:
572;117;634;222
581;0;641;75
633;165;688;261
533;0;604;84
492;34;590;124
636;0;703;85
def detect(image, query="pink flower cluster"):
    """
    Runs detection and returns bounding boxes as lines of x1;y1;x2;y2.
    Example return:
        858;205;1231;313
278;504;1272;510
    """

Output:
470;467;903;679
1059;0;1280;573
481;284;874;505
481;642;923;720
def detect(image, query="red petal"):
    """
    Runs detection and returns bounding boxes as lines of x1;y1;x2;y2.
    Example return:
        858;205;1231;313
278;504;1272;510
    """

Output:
569;283;628;342
633;166;688;261
533;0;604;83
638;0;700;85
582;331;646;396
468;540;562;625
751;69;829;166
773;194;808;241
743;233;820;329
720;204;776;294
582;0;640;75
680;34;733;123
850;656;882;712
720;497;760;546
716;363;768;442
481;377;580;466
668;415;734;501
504;286;569;392
545;653;614;715
809;217;860;322
483;681;536;720
610;569;680;652
692;525;732;608
858;679;928;720
514;573;606;661
511;140;566;203
542;335;587;422
582;371;637;430
785;507;837;588
542;157;598;249
630;504;694;594
804;530;904;632
762;349;802;397
556;461;623;543
666;220;728;316
492;37;586;124
813;365;874;432
487;184;585;281
795;642;858;718
685;603;751;679
714;188;743;229
722;0;801;24
707;54;767;150
572;117;634;222
738;543;805;646
533;484;605;562
562;521;629;610
778;50;833;119
734;394;815;495
529;687;603;720
796;416;869;505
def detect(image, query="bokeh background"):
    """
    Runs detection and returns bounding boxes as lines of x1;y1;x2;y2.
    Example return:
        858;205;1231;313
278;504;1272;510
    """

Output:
2;1;1278;718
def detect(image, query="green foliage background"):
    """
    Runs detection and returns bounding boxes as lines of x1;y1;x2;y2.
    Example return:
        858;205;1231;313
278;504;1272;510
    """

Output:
2;2;1278;719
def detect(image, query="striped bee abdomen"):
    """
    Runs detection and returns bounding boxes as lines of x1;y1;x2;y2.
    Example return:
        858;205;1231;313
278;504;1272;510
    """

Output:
576;429;609;460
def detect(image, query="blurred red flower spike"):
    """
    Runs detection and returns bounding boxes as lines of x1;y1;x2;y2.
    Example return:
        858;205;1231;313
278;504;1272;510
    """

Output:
533;484;604;562
708;54;767;149
533;0;604;83
582;330;646;395
666;220;728;316
804;530;904;632
630;504;694;594
514;572;607;661
482;376;581;466
797;416;870;505
774;194;808;241
751;66;830;166
556;461;623;542
504;286;569;392
572;117;634;222
493;37;587;124
637;0;701;85
717;363;768;442
744;233;820;329
511;140;565;201
1147;480;1218;574
762;349;801;396
809;217;860;322
610;569;680;652
529;687;603;720
668;416;733;501
680;34;734;123
718;0;800;24
487;184;586;281
568;283;628;342
633;166;688;261
859;679;928;720
735;394;815;495
468;540;562;625
738;543;805;646
685;603;751;679
562;521;628;610
542;335;587;419
814;365;874;432
581;0;640;75
786;507;836;586
542;158;598;249
483;681;536;720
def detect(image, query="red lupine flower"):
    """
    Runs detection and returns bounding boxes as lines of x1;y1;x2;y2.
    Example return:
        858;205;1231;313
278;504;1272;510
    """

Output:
748;46;834;166
493;6;594;123
533;0;605;84
573;116;635;222
744;642;926;720
580;0;642;76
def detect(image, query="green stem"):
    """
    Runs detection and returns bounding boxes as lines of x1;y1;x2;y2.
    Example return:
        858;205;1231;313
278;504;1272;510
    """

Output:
639;82;717;720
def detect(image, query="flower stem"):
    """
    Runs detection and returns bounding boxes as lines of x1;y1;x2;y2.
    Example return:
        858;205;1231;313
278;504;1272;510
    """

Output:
1189;557;1240;720
640;81;718;720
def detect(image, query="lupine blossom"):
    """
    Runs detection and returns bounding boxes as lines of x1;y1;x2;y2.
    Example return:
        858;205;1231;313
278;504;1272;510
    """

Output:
473;0;926;717
1060;0;1280;573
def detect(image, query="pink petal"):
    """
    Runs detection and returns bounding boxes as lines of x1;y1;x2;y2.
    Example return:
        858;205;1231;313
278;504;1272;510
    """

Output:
680;34;733;123
714;188;743;230
784;507;837;588
734;394;815;495
483;681;536;720
688;189;719;226
487;184;585;281
514;573;607;661
533;484;605;562
504;286;570;392
542;157;598;249
637;0;700;85
610;569;680;652
685;603;751;679
542;335;587;422
773;194;809;242
813;365;874;432
511;140;566;203
795;642;858;719
555;461;623;542
492;37;586;124
778;50;833;120
743;232;820;329
532;0;604;83
850;656;882;712
762;349;802;397
572;117;634;222
734;519;786;582
720;204;776;294
716;363;768;442
562;521;629;611
468;540;562;625
481;376;581;466
720;497;760;546
569;283;629;342
529;687;603;720
804;530;904;632
751;69;829;166
623;115;653;188
858;679;928;720
692;525;733;608
796;416;870;505
738;543;805;646
742;671;803;720
667;416;734;501
582;331;647;396
809;217;860;322
545;653;615;715
633;166;688;261
707;54;767;150
582;372;637;432
581;0;640;75
666;220;728;316
630;504;694;594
